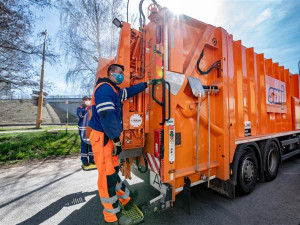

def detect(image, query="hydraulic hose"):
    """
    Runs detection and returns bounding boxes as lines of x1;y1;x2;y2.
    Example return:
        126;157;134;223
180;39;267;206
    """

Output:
196;48;221;75
151;0;162;9
136;152;148;173
139;0;145;28
127;0;129;22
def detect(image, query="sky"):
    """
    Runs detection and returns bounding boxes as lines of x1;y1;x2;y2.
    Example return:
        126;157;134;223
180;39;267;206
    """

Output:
34;0;300;95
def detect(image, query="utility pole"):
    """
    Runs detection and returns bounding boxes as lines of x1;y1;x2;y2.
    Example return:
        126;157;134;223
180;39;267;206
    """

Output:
66;99;69;134
36;30;47;128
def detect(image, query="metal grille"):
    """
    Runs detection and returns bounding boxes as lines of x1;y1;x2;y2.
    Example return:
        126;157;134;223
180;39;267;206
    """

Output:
175;132;181;146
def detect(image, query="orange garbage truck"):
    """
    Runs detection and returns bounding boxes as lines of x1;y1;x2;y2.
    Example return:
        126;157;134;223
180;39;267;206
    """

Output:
91;2;300;213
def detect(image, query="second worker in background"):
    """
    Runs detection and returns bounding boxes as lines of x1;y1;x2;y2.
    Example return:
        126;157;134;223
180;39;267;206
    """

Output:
77;96;95;168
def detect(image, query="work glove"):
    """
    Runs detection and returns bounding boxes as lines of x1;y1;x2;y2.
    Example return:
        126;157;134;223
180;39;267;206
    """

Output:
113;137;122;155
147;79;160;86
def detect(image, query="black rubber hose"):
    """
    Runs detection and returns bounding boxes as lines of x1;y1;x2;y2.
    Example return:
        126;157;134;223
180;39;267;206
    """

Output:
151;0;162;9
127;0;129;23
139;0;145;28
196;48;221;75
136;152;148;173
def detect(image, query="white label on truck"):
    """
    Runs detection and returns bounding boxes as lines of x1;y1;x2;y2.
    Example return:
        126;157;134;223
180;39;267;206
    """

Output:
150;170;163;192
297;123;300;130
169;125;175;163
130;114;142;128
245;121;251;137
166;118;174;126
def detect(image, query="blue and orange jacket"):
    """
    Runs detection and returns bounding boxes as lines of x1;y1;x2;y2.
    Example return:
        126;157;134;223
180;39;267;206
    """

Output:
77;104;89;131
88;78;147;140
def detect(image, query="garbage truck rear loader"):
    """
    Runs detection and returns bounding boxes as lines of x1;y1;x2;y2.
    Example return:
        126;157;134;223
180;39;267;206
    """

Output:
92;3;300;212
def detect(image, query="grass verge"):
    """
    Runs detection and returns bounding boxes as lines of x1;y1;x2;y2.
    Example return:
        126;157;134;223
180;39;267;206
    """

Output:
0;130;80;164
0;125;77;132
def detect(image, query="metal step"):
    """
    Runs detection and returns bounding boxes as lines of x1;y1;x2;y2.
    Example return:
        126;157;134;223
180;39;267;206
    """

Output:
120;203;144;225
282;149;300;161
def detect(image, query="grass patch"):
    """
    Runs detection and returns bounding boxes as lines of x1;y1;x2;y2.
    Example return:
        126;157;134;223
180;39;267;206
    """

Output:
0;125;77;132
0;130;80;164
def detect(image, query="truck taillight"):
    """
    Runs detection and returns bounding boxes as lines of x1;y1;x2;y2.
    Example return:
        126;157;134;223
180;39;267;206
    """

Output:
154;129;163;158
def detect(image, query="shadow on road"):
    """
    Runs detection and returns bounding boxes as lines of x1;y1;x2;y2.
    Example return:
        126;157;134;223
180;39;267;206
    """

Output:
17;180;160;225
58;181;160;225
0;168;82;210
17;191;100;225
15;173;240;225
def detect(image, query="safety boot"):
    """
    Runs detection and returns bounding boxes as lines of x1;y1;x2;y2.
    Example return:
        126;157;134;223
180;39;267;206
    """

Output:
82;161;89;166
124;190;138;211
118;215;133;225
105;221;118;225
104;212;133;225
117;212;134;225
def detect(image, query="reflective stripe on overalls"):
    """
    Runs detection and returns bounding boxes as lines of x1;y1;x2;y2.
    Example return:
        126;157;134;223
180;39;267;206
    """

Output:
90;82;131;223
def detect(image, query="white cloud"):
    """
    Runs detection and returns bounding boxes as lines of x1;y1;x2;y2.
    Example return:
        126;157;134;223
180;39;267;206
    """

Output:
250;8;271;28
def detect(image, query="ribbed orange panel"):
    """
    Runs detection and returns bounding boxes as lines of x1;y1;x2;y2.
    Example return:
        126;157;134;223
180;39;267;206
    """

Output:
285;69;293;130
233;40;244;137
273;63;281;132
265;59;275;134
246;48;257;136
256;54;267;134
279;66;286;131
227;34;236;163
293;75;300;98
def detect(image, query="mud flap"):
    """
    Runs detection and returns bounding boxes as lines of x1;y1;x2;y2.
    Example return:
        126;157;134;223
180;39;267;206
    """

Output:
209;178;236;199
176;177;191;215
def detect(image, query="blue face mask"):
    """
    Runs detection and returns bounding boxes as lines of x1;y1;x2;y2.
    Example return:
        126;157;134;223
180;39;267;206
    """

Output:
112;73;124;84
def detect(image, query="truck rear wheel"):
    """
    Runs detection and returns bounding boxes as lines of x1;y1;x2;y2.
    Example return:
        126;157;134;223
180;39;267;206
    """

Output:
237;148;258;195
263;140;280;181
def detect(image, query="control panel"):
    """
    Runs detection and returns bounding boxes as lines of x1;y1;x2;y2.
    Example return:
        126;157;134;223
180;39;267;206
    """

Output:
169;125;175;163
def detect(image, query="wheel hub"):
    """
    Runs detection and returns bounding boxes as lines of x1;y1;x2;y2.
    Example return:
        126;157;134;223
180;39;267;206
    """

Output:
268;148;277;173
242;158;254;183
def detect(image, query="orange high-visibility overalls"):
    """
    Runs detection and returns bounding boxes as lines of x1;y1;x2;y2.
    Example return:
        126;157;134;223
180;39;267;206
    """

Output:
89;82;131;223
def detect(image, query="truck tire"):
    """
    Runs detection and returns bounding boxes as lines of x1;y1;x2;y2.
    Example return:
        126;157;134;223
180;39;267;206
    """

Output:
263;140;280;181
237;148;258;195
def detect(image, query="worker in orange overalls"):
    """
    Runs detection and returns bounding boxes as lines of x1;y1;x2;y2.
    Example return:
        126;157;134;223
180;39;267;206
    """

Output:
88;63;155;224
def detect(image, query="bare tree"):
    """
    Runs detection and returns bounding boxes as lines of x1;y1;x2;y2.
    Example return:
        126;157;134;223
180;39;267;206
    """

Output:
0;0;56;93
58;0;126;95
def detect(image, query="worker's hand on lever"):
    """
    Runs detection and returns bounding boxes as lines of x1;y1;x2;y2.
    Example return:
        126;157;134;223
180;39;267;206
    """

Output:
147;79;160;86
112;137;122;155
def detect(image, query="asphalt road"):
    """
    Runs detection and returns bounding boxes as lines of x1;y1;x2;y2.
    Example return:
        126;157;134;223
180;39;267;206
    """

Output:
0;156;299;225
